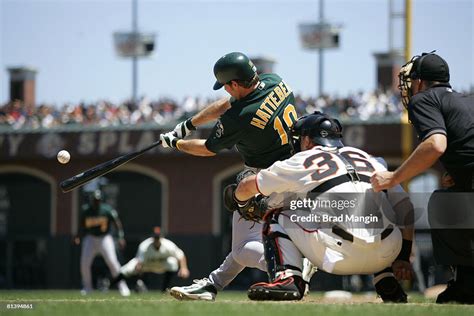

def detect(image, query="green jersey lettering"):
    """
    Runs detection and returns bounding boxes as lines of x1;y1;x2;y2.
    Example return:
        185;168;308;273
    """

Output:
205;73;297;168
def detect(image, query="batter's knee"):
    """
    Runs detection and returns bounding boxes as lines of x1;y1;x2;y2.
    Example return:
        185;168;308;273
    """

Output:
231;241;265;270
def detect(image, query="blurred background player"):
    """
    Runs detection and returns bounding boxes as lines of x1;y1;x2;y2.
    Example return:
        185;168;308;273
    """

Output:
75;189;130;296
162;52;316;301
371;52;474;304
111;227;190;292
234;112;414;302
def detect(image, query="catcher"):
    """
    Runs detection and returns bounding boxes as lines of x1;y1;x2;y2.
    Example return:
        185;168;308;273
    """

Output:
232;112;415;302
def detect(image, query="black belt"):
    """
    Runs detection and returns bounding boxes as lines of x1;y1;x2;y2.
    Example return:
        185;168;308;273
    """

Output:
311;174;371;194
331;225;394;243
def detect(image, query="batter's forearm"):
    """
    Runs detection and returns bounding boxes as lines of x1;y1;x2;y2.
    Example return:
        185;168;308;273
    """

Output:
176;139;216;156
190;98;231;126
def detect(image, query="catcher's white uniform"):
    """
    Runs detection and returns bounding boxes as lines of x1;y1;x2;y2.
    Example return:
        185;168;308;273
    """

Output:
257;145;407;277
120;237;185;276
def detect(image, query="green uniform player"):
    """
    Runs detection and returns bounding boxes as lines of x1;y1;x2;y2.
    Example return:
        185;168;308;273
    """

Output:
76;190;130;296
205;73;297;168
160;52;317;302
80;201;119;236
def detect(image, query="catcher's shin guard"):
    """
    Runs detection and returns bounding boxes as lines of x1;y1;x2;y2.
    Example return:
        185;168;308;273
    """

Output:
262;214;302;281
263;216;283;281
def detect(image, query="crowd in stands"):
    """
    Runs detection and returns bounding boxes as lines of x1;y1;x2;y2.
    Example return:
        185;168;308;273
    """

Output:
0;90;404;129
294;90;403;121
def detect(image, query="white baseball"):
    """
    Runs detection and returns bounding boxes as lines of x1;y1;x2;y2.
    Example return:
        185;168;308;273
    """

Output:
57;150;71;164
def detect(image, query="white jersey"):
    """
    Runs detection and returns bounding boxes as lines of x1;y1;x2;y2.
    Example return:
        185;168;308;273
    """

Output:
257;146;409;240
137;237;184;266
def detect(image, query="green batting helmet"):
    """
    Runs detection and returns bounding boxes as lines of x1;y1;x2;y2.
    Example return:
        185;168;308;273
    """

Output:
213;52;257;90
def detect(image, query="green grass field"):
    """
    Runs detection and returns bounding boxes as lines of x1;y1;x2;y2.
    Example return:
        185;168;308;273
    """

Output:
0;290;473;316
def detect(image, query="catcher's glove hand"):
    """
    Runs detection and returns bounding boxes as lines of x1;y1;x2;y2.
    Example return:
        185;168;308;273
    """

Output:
223;184;268;223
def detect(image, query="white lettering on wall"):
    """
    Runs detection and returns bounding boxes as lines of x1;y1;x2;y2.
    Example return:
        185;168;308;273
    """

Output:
36;133;64;158
98;132;118;155
8;134;25;156
78;132;96;155
118;132;133;154
136;131;157;154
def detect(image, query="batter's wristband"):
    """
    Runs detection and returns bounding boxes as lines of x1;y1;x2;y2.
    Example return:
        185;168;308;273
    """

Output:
396;239;412;262
171;137;178;148
118;231;125;239
186;118;196;130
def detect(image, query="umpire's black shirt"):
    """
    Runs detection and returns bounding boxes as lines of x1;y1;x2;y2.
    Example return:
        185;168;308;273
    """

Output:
408;83;474;189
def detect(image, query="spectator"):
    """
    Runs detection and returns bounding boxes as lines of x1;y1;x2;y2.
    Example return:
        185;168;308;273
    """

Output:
0;89;417;129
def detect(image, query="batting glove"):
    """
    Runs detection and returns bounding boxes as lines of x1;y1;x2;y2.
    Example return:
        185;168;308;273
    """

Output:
160;131;179;149
173;118;196;138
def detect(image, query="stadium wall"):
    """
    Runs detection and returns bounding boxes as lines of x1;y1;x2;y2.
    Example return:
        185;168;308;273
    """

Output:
0;123;420;289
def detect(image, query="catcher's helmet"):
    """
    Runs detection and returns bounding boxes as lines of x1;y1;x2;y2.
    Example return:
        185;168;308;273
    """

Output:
289;111;343;152
213;52;257;90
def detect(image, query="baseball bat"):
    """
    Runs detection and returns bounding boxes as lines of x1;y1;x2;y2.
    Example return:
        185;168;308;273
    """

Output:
60;139;162;193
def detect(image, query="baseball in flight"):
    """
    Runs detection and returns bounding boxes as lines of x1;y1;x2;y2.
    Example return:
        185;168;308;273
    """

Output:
57;150;71;164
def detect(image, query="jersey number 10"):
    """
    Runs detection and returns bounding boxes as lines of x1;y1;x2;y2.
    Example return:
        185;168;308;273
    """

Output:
273;104;298;145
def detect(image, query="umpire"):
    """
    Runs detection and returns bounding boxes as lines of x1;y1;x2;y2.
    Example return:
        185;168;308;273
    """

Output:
371;52;474;304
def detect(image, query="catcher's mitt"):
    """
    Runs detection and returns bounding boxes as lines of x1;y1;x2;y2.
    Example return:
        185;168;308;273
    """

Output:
223;184;267;222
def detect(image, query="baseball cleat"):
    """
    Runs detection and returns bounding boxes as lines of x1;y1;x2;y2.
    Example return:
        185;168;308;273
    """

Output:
135;279;148;293
436;280;474;304
375;276;407;303
118;280;131;297
248;275;305;301
80;289;91;296
169;278;217;301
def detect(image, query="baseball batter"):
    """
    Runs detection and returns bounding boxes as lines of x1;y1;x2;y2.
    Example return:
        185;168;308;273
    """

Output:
76;189;130;296
234;112;414;302
160;52;316;301
112;227;190;292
